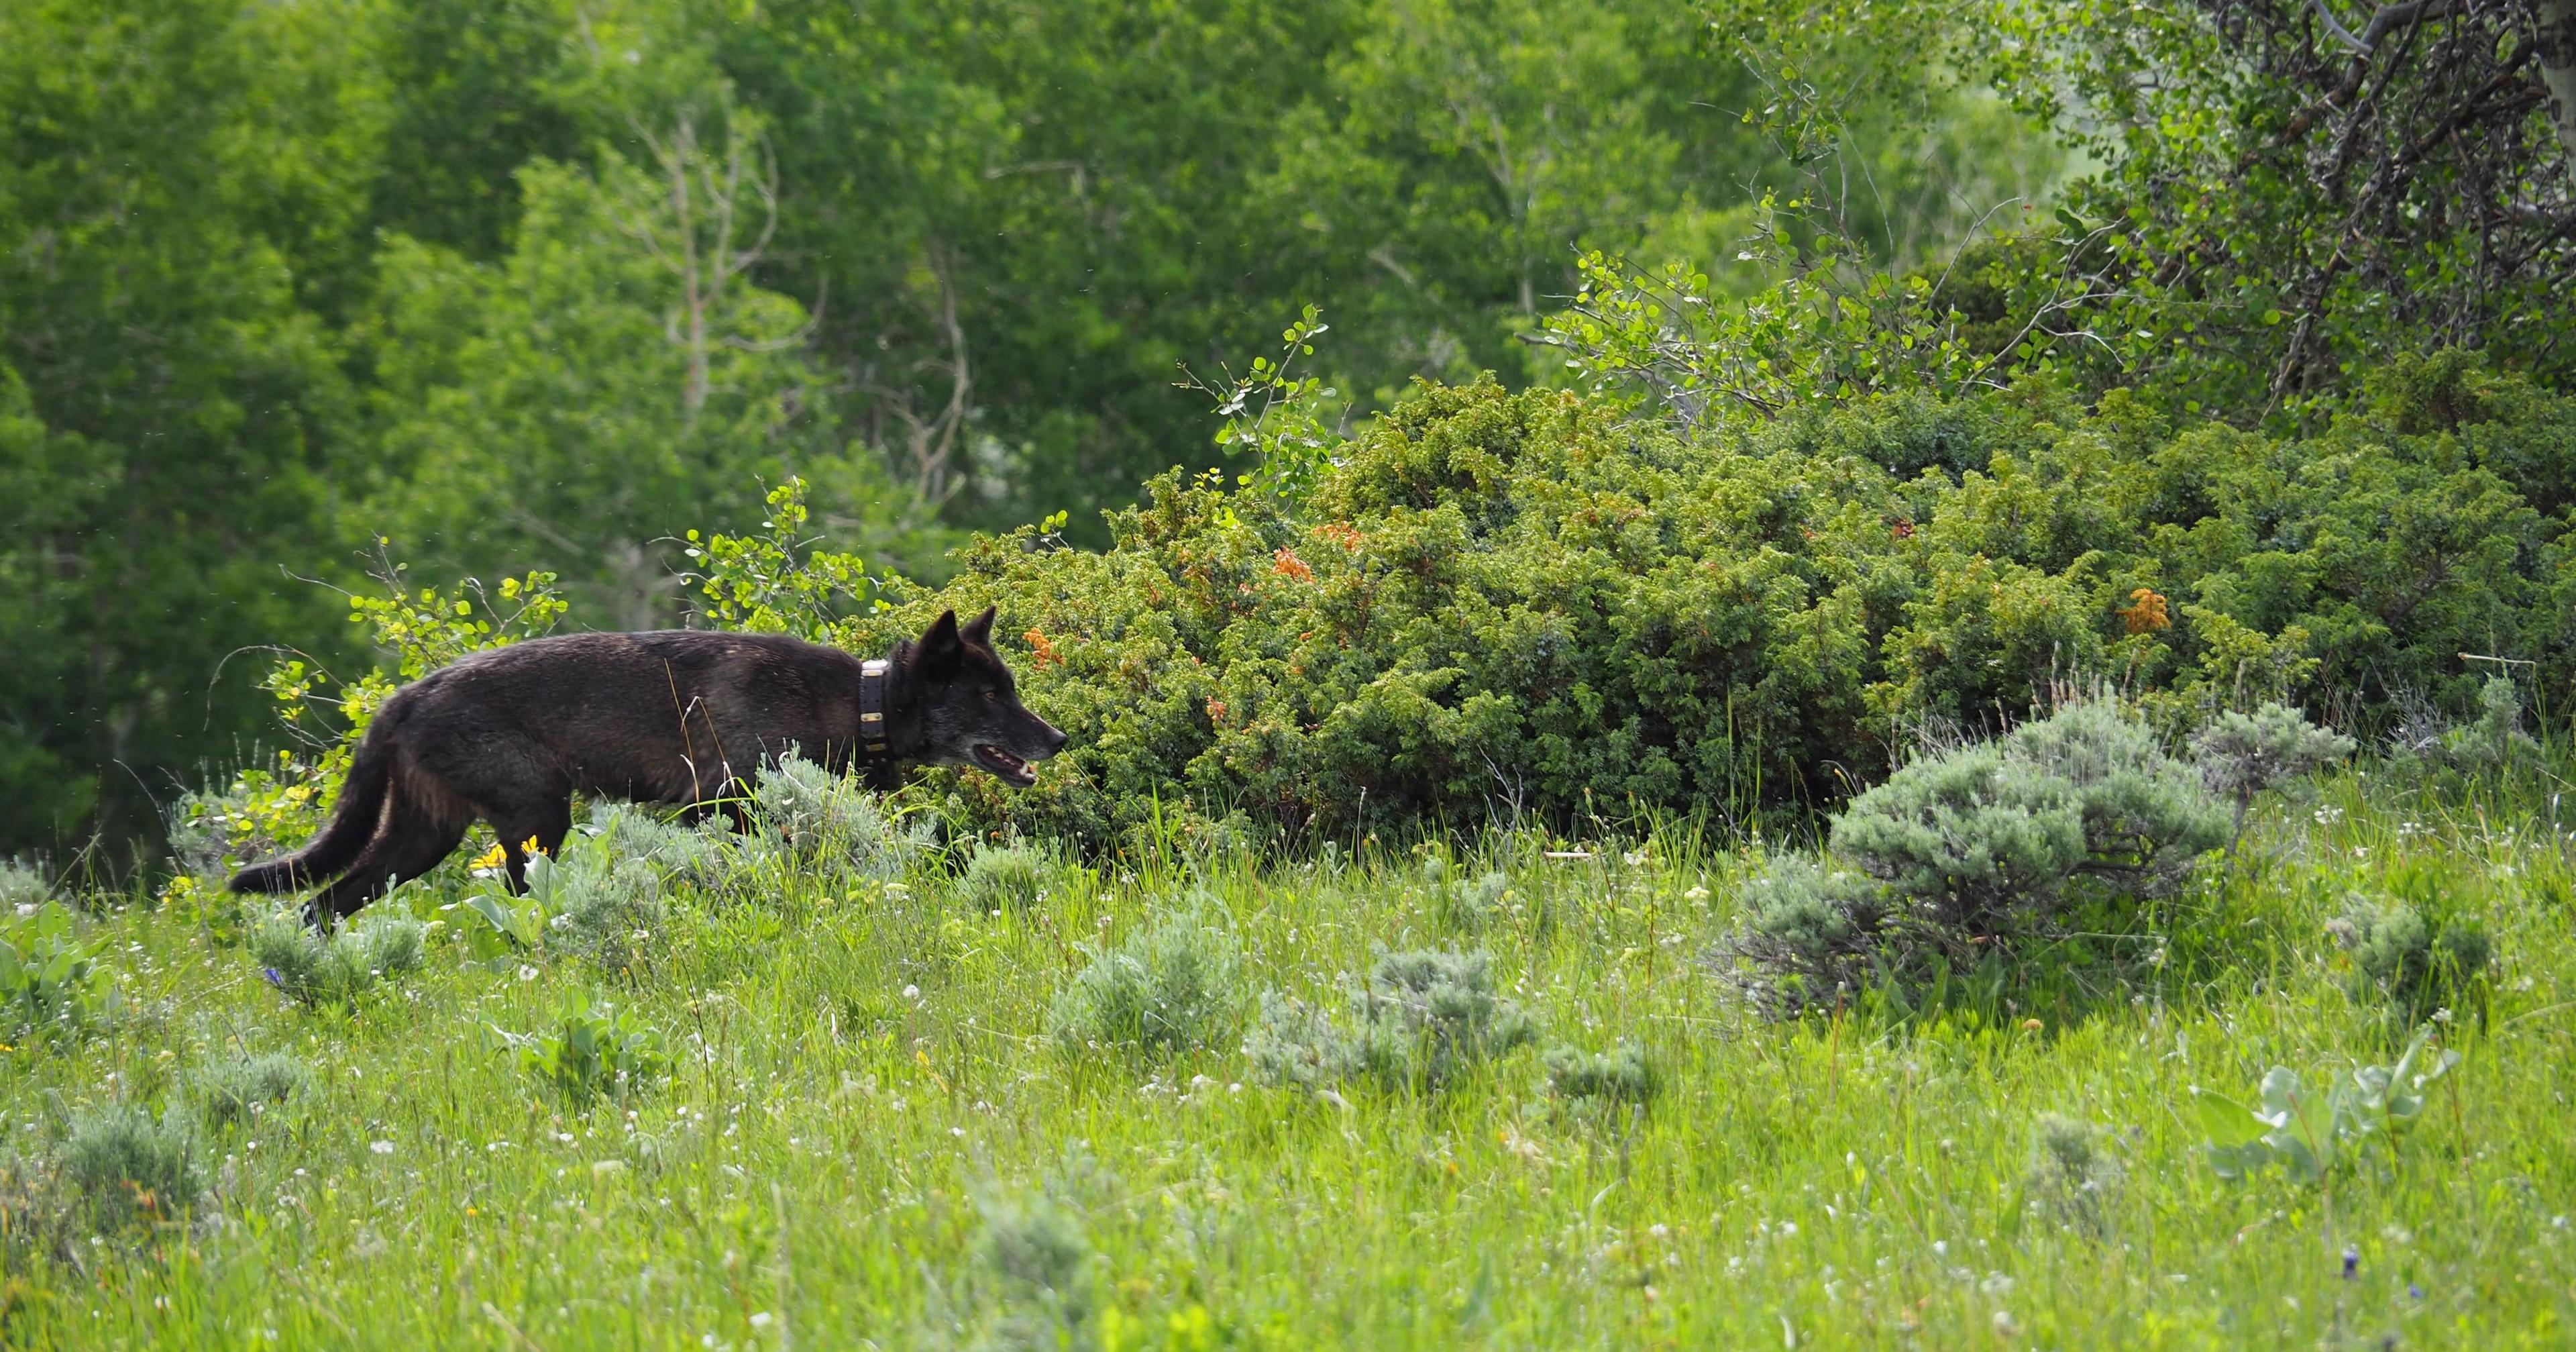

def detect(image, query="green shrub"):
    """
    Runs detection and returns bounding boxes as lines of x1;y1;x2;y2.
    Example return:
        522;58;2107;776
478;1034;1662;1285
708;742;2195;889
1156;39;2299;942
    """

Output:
971;1186;1095;1347
1248;948;1535;1093
192;1052;311;1132
794;373;2571;851
60;1106;199;1232
2437;676;2543;772
217;358;2573;860
250;911;427;1007
1420;857;1517;934
746;756;924;878
0;859;51;912
1833;700;2222;935
0;902;111;1037
1723;855;1894;1013
2024;1113;2123;1237
1047;911;1242;1057
957;840;1051;914
1723;700;2229;1012
584;802;729;888
2192;703;2357;834
1541;1041;1660;1107
546;856;666;971
2328;894;2493;1027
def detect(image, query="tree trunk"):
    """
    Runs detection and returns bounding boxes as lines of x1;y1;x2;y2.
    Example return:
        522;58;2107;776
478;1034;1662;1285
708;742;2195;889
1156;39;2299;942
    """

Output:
2541;0;2576;173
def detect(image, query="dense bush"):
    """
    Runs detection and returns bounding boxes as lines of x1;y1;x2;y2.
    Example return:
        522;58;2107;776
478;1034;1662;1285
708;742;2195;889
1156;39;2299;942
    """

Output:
193;354;2572;870
2192;704;2357;835
1833;701;2226;912
583;804;730;890
1719;698;2347;1013
542;855;668;973
804;358;2571;853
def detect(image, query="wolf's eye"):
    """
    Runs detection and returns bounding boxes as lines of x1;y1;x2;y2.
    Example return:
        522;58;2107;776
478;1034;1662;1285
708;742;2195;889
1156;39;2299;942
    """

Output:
983;690;998;703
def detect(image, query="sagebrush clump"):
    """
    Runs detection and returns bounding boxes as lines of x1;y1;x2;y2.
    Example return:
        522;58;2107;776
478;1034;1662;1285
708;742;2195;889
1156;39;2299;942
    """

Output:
957;840;1051;914
250;911;427;1007
1542;1041;1659;1107
60;1106;199;1232
1725;700;2233;1012
1047;910;1242;1056
1723;855;1892;1012
2193;703;2357;835
2328;894;2493;1026
539;845;669;972
0;859;51;911
1248;948;1535;1092
2025;1113;2124;1236
583;802;729;889
192;1051;311;1131
746;756;924;878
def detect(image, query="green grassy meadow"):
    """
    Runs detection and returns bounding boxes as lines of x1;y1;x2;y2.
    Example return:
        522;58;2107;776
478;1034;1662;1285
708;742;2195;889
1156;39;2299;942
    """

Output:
4;770;2575;1349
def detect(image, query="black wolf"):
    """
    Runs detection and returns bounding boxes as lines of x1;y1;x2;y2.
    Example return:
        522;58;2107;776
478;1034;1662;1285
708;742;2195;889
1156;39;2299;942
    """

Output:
229;607;1064;923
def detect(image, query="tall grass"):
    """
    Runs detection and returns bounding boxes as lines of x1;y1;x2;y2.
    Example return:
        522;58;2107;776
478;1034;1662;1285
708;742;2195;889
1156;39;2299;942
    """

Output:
0;758;2568;1347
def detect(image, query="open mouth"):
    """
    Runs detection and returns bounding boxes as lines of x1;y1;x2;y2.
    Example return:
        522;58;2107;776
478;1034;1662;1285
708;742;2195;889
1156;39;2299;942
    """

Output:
973;743;1038;786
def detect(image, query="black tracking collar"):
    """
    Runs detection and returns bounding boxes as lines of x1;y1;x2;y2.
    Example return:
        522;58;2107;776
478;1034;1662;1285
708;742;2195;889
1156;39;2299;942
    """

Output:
859;658;892;759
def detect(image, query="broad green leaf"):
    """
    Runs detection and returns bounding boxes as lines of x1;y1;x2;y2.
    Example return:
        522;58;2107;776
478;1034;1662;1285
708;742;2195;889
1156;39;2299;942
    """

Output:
2192;1087;2268;1147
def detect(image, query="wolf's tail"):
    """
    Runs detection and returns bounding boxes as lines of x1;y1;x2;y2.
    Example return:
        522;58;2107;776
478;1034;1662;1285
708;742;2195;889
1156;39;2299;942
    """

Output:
228;718;398;894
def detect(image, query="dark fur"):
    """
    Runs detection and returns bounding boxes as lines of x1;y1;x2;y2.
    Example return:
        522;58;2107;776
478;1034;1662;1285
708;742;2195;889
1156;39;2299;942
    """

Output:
230;607;1063;923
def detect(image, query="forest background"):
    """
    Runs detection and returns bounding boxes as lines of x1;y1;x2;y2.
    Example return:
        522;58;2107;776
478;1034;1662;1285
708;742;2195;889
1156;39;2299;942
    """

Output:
5;0;2575;866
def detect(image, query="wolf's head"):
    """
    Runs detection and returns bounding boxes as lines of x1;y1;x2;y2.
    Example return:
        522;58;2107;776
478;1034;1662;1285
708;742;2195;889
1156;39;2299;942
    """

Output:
905;605;1067;787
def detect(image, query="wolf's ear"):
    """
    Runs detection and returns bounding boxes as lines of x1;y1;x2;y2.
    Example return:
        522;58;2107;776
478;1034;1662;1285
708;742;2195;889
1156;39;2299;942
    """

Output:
914;609;963;671
960;605;996;647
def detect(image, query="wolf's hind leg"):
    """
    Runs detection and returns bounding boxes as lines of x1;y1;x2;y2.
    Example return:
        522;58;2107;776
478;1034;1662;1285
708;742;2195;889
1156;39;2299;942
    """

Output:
309;792;470;926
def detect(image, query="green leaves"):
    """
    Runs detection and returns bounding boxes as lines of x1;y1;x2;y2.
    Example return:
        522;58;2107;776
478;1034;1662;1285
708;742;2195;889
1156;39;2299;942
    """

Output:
462;887;549;959
2188;1029;2461;1184
500;994;667;1107
2190;1086;2270;1180
1179;305;1345;506
680;480;878;641
0;902;111;1040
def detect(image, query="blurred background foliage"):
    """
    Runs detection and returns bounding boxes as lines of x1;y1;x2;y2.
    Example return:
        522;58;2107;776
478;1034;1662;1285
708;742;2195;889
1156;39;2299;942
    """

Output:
3;0;2570;862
